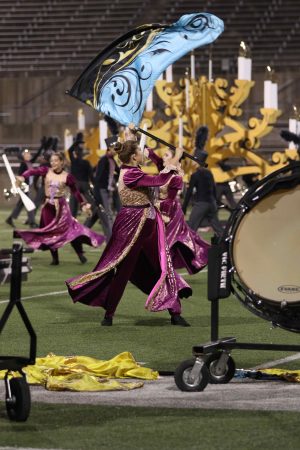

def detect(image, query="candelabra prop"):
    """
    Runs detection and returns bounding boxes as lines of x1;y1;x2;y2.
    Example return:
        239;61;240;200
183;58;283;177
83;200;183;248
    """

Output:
82;51;299;179
140;70;287;182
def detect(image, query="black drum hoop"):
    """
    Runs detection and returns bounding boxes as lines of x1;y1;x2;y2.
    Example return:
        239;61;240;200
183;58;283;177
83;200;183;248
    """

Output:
223;162;300;332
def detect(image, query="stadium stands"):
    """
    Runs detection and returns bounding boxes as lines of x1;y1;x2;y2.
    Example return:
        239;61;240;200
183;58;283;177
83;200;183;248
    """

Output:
0;0;299;75
0;0;298;158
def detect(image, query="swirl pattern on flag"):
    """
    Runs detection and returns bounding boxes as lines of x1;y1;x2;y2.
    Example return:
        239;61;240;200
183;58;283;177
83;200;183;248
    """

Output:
68;13;224;126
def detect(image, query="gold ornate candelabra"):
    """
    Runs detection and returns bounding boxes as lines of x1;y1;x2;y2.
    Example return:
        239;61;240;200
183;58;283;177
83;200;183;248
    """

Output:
139;73;298;182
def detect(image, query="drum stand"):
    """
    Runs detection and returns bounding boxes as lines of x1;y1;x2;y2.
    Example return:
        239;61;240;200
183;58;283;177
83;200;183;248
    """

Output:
174;236;300;392
0;243;36;421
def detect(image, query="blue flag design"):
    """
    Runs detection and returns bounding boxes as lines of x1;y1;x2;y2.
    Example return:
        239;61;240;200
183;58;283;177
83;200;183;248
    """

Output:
68;13;224;126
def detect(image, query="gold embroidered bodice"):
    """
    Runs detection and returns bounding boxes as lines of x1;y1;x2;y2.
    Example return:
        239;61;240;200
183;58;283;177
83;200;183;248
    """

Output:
158;177;172;200
45;169;68;198
118;168;152;206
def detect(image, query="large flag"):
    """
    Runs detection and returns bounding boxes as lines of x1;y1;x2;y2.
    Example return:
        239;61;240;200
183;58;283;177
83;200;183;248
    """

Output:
67;13;224;126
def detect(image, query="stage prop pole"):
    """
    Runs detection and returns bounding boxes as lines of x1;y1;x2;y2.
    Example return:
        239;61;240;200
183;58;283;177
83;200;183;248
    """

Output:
129;124;206;166
2;154;36;212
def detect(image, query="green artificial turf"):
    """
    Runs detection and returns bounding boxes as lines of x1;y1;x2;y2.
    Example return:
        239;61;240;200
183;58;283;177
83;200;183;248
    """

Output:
0;207;300;372
0;403;300;450
1;207;300;449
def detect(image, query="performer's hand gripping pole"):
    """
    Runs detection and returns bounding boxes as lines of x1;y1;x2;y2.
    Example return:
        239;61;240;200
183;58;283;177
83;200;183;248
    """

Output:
2;154;36;212
128;124;206;166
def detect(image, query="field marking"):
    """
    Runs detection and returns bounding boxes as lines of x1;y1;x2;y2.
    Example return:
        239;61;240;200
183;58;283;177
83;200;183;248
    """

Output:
0;269;207;305
0;448;68;450
178;269;207;276
0;290;68;305
251;352;300;369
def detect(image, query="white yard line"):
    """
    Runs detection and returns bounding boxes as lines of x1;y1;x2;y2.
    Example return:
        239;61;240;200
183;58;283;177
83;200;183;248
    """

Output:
0;269;207;305
178;269;207;276
251;352;300;369
0;290;68;305
0;448;68;450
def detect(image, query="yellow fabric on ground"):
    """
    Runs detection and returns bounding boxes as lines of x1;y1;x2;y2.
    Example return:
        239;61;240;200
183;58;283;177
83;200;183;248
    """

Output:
0;351;159;391
260;368;300;382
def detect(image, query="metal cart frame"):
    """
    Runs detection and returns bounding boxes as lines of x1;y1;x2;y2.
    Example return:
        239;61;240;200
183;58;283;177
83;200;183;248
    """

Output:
0;243;36;421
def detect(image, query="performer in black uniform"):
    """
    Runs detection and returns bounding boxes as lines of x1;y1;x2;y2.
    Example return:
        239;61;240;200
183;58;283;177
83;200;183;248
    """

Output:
68;133;94;218
182;151;224;237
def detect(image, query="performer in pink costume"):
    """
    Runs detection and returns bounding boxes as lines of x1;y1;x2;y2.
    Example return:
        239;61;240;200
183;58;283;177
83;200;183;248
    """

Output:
66;140;192;327
14;152;105;265
147;148;210;274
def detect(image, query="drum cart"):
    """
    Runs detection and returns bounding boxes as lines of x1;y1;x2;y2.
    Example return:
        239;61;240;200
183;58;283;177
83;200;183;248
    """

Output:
0;243;36;421
175;163;300;392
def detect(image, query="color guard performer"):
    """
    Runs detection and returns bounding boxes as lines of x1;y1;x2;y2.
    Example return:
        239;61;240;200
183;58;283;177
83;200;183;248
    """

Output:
66;140;192;327
14;152;105;265
147;147;210;274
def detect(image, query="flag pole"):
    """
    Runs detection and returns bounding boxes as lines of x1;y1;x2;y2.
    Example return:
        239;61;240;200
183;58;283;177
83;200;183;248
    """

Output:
130;125;205;166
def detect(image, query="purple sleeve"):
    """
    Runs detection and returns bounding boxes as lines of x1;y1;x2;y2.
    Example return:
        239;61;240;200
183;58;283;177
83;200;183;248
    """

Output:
168;176;183;200
22;166;49;179
147;148;164;172
123;167;173;188
66;173;85;204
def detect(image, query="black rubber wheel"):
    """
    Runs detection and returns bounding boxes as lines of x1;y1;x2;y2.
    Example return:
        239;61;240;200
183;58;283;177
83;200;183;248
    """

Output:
6;377;31;422
174;358;209;392
206;352;236;384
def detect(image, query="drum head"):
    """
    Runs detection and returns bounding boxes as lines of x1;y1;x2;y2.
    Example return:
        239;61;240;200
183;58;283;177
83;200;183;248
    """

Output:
232;185;300;304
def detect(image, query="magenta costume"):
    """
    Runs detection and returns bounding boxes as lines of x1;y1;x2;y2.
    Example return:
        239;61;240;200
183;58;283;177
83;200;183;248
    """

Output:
14;166;105;251
66;165;192;316
148;149;210;275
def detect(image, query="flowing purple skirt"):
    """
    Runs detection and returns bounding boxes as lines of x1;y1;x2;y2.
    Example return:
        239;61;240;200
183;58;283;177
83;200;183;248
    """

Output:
160;198;210;274
66;206;192;313
14;198;105;251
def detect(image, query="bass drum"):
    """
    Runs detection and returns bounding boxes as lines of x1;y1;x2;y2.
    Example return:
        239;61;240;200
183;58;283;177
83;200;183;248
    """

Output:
227;163;300;332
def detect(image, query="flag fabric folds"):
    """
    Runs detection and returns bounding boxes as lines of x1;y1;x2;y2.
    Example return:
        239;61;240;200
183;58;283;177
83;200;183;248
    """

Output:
68;13;224;126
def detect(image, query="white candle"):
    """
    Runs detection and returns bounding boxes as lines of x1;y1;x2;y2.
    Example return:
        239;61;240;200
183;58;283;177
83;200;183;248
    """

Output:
64;129;73;150
166;65;173;82
208;58;213;81
178;118;183;147
264;81;278;109
271;82;278;109
289;118;297;133
289;118;297;149
264;80;273;108
246;58;252;81
99;119;108;149
190;52;195;79
77;108;85;131
140;123;147;151
238;56;252;81
185;78;190;110
146;90;153;112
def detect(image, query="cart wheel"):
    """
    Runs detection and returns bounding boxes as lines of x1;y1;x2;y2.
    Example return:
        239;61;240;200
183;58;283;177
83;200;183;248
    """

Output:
6;377;31;422
206;352;236;384
174;358;209;392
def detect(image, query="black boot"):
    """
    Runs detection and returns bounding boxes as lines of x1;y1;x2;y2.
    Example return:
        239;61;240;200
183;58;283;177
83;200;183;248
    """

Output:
170;314;190;327
78;253;87;264
71;241;87;263
29;222;39;229
50;250;59;265
101;316;113;326
6;217;15;228
50;259;59;266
